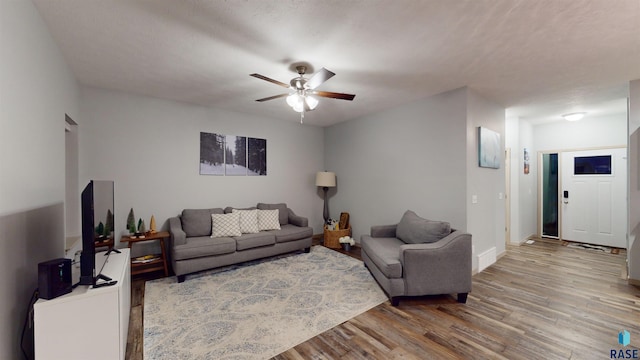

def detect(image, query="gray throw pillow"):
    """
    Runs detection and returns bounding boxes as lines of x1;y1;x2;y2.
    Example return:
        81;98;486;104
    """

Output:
181;208;224;237
257;203;289;225
396;210;451;244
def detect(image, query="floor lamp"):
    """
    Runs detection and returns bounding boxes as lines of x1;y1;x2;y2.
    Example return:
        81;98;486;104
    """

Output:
316;171;336;224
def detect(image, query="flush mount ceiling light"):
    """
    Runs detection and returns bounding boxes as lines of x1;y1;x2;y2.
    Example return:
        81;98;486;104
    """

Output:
562;112;586;121
250;65;355;124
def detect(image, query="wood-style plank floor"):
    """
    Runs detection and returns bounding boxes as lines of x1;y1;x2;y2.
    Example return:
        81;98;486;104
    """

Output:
126;238;640;359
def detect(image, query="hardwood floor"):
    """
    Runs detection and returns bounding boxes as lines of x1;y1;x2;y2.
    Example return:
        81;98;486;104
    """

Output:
126;238;639;359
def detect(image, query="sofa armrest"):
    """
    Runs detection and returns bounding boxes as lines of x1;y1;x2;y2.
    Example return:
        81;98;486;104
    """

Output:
399;231;472;295
168;216;187;246
287;208;309;227
370;224;397;238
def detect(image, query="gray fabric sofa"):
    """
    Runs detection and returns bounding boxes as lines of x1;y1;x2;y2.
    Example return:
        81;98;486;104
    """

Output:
361;210;472;306
168;203;313;282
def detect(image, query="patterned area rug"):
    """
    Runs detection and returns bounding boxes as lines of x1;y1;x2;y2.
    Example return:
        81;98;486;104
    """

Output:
144;246;387;359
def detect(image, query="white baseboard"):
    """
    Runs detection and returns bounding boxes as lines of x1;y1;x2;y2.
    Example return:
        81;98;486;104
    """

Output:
478;247;497;272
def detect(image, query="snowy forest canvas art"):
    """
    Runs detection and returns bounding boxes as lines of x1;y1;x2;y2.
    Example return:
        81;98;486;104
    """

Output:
225;135;247;176
247;137;267;176
199;132;267;176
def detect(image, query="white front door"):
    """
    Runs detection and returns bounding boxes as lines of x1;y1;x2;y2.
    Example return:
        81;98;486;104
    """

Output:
561;148;627;248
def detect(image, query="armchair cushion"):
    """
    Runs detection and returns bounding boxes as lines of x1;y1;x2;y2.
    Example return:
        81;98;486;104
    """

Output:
370;224;397;238
396;210;451;244
360;235;404;279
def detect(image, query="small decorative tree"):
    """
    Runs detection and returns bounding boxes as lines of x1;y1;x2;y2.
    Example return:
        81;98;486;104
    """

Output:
127;208;136;234
149;215;157;233
105;209;114;237
95;222;105;237
137;218;146;233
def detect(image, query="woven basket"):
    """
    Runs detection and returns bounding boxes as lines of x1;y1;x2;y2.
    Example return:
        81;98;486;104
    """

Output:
323;225;352;249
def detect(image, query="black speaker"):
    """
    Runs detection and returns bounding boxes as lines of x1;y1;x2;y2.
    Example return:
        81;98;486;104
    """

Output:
38;258;72;300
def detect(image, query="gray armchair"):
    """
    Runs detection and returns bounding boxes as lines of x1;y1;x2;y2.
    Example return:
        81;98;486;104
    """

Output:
361;210;472;306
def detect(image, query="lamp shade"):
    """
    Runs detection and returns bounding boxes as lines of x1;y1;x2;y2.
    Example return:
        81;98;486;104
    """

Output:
316;171;336;187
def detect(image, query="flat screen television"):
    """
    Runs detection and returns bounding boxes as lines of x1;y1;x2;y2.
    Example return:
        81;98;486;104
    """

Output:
79;180;116;286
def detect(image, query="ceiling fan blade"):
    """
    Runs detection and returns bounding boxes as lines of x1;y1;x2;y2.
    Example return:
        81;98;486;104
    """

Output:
255;93;289;102
306;68;335;89
313;91;355;101
250;73;290;88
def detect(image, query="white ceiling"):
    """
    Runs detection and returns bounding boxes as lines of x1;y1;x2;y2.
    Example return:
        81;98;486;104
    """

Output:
32;0;640;127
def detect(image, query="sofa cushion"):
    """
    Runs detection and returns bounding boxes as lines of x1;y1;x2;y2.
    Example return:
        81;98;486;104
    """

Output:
173;236;235;260
396;210;451;244
234;232;276;251
361;235;404;279
257;209;281;230
181;208;224;237
268;224;313;243
232;209;260;234
211;213;242;237
224;206;257;214
257;203;289;225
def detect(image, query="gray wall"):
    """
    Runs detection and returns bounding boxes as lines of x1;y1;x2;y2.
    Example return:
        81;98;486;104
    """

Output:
505;117;537;244
516;121;537;243
324;88;468;238
78;86;326;250
629;79;640;282
325;87;506;272
466;90;506;267
0;1;79;358
534;114;628;151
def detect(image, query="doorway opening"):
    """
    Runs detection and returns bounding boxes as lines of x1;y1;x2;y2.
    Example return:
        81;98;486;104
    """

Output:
65;115;79;250
541;153;559;238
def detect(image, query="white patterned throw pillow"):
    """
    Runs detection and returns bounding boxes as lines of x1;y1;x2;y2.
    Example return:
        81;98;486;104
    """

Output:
211;212;242;237
232;209;260;234
257;209;281;231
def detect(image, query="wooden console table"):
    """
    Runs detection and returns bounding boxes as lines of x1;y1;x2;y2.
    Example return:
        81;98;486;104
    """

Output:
94;237;114;251
120;231;170;277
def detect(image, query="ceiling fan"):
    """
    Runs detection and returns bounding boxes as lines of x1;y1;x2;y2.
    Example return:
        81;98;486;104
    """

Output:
250;65;355;123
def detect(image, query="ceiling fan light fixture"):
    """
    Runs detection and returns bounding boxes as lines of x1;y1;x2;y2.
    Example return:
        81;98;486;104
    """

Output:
306;95;318;110
251;65;355;123
287;92;318;113
562;112;586;121
286;93;299;107
292;96;305;113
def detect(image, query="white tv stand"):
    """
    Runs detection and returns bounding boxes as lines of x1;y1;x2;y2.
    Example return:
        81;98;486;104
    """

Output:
34;249;131;360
